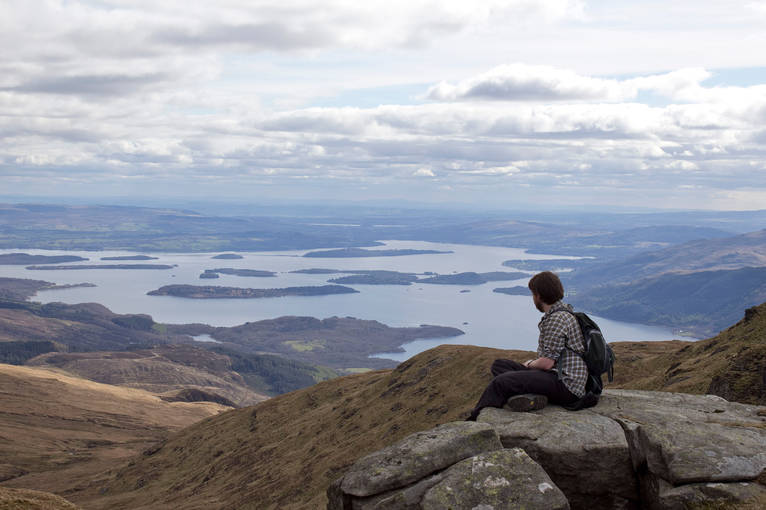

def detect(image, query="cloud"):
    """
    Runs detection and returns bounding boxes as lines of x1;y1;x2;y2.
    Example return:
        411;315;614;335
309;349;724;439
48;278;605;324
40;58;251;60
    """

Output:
2;2;766;210
427;64;625;102
5;72;174;97
424;65;739;104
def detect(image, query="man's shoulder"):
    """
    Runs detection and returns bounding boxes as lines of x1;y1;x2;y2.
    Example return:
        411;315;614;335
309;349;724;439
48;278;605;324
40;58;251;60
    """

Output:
547;302;575;318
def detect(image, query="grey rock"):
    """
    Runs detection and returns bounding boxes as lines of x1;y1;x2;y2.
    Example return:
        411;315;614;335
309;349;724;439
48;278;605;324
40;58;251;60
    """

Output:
339;421;502;497
420;448;570;510
641;473;766;510
327;477;350;510
592;390;766;485
328;390;766;510
350;472;448;510
478;405;637;508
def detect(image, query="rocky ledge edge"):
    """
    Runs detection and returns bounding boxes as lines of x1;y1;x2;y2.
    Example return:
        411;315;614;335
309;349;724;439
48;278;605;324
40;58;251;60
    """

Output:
328;389;766;510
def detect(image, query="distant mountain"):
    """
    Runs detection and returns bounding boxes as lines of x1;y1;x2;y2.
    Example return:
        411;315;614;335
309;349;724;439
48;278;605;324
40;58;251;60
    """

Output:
69;303;766;509
0;202;750;256
572;267;766;336
565;229;766;335
568;228;766;287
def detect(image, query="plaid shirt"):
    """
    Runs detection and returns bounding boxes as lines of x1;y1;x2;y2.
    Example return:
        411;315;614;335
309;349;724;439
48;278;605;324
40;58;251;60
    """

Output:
537;301;588;398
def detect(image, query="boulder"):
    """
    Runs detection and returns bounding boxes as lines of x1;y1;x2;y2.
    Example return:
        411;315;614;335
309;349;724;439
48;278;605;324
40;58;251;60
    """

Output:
592;390;766;483
343;472;449;510
641;475;766;510
420;448;570;510
478;405;636;509
329;421;502;507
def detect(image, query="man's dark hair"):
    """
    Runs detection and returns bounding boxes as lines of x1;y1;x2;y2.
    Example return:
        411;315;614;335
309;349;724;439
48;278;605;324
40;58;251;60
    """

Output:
528;271;564;305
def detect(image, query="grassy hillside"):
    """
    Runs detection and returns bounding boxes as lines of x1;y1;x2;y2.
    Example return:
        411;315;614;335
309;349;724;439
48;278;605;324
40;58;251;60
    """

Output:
0;487;81;510
0;293;342;396
608;302;766;404
572;266;766;336
0;364;228;498
569;228;766;287
26;345;269;407
73;345;518;510
71;303;766;510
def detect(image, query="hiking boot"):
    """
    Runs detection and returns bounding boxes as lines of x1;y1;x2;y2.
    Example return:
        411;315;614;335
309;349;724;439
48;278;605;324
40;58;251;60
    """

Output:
504;394;548;412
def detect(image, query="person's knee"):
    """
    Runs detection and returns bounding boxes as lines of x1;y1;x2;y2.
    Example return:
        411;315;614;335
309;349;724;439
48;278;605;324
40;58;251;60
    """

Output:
490;359;508;375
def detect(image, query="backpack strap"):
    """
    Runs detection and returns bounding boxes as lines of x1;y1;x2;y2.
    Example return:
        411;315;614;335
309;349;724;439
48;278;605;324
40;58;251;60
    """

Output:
550;309;585;381
553;309;586;356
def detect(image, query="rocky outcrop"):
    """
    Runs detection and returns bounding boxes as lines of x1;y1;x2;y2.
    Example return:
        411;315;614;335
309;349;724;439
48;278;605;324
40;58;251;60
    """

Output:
329;390;766;510
328;421;568;510
590;390;766;509
478;404;636;508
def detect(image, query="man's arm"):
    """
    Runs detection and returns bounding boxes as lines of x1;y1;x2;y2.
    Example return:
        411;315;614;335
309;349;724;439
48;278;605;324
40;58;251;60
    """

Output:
524;357;555;371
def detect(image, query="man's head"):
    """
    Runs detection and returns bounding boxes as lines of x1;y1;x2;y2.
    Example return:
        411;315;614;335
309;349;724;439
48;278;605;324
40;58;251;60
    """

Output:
528;271;564;312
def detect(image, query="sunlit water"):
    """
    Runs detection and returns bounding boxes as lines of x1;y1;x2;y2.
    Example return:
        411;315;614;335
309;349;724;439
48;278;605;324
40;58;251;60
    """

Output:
0;241;687;361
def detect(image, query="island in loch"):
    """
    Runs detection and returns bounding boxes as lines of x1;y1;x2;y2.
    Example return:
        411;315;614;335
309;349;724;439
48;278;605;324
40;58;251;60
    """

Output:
147;284;359;299
303;247;453;258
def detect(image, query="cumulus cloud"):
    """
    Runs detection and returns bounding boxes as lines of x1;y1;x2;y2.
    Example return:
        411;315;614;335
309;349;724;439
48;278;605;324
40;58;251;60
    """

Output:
424;64;759;105
427;64;625;102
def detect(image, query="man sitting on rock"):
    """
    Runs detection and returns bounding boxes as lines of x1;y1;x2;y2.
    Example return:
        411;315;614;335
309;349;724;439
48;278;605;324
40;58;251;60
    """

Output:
467;271;587;420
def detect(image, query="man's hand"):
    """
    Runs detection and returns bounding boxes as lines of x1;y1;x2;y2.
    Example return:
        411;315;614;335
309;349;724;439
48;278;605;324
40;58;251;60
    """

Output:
525;357;555;371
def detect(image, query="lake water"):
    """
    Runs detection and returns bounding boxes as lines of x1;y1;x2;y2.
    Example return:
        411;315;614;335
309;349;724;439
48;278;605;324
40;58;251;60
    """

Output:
0;240;686;361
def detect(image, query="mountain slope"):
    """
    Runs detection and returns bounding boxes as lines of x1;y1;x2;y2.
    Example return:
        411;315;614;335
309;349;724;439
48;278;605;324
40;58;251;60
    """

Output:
26;345;268;407
608;302;766;404
572;266;766;336
0;487;80;510
562;228;766;335
0;363;228;497
569;228;766;287
74;345;521;510
75;303;766;510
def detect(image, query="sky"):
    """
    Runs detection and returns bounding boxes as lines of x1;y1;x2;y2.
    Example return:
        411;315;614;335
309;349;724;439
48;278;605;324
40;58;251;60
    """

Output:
2;0;766;211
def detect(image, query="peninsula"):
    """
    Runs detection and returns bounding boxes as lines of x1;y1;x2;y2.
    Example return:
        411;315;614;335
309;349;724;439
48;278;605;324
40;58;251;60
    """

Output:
493;286;531;296
147;284;359;299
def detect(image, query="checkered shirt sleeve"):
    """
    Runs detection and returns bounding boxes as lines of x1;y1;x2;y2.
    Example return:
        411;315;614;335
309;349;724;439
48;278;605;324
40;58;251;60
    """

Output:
536;302;589;398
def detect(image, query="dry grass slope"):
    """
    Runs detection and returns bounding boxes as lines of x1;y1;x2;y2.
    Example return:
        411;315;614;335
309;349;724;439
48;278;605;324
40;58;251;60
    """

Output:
609;302;766;405
27;346;268;407
0;487;80;510
0;364;229;499
78;345;523;509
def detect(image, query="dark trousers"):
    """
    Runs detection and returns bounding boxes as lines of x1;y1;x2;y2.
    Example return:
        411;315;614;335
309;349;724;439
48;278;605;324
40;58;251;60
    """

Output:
468;359;578;420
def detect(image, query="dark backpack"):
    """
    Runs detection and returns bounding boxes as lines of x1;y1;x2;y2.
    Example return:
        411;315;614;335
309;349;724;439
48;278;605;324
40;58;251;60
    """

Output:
556;310;615;409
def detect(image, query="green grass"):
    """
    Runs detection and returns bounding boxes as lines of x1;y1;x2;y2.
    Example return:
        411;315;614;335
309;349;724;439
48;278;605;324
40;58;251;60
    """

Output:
284;340;325;352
